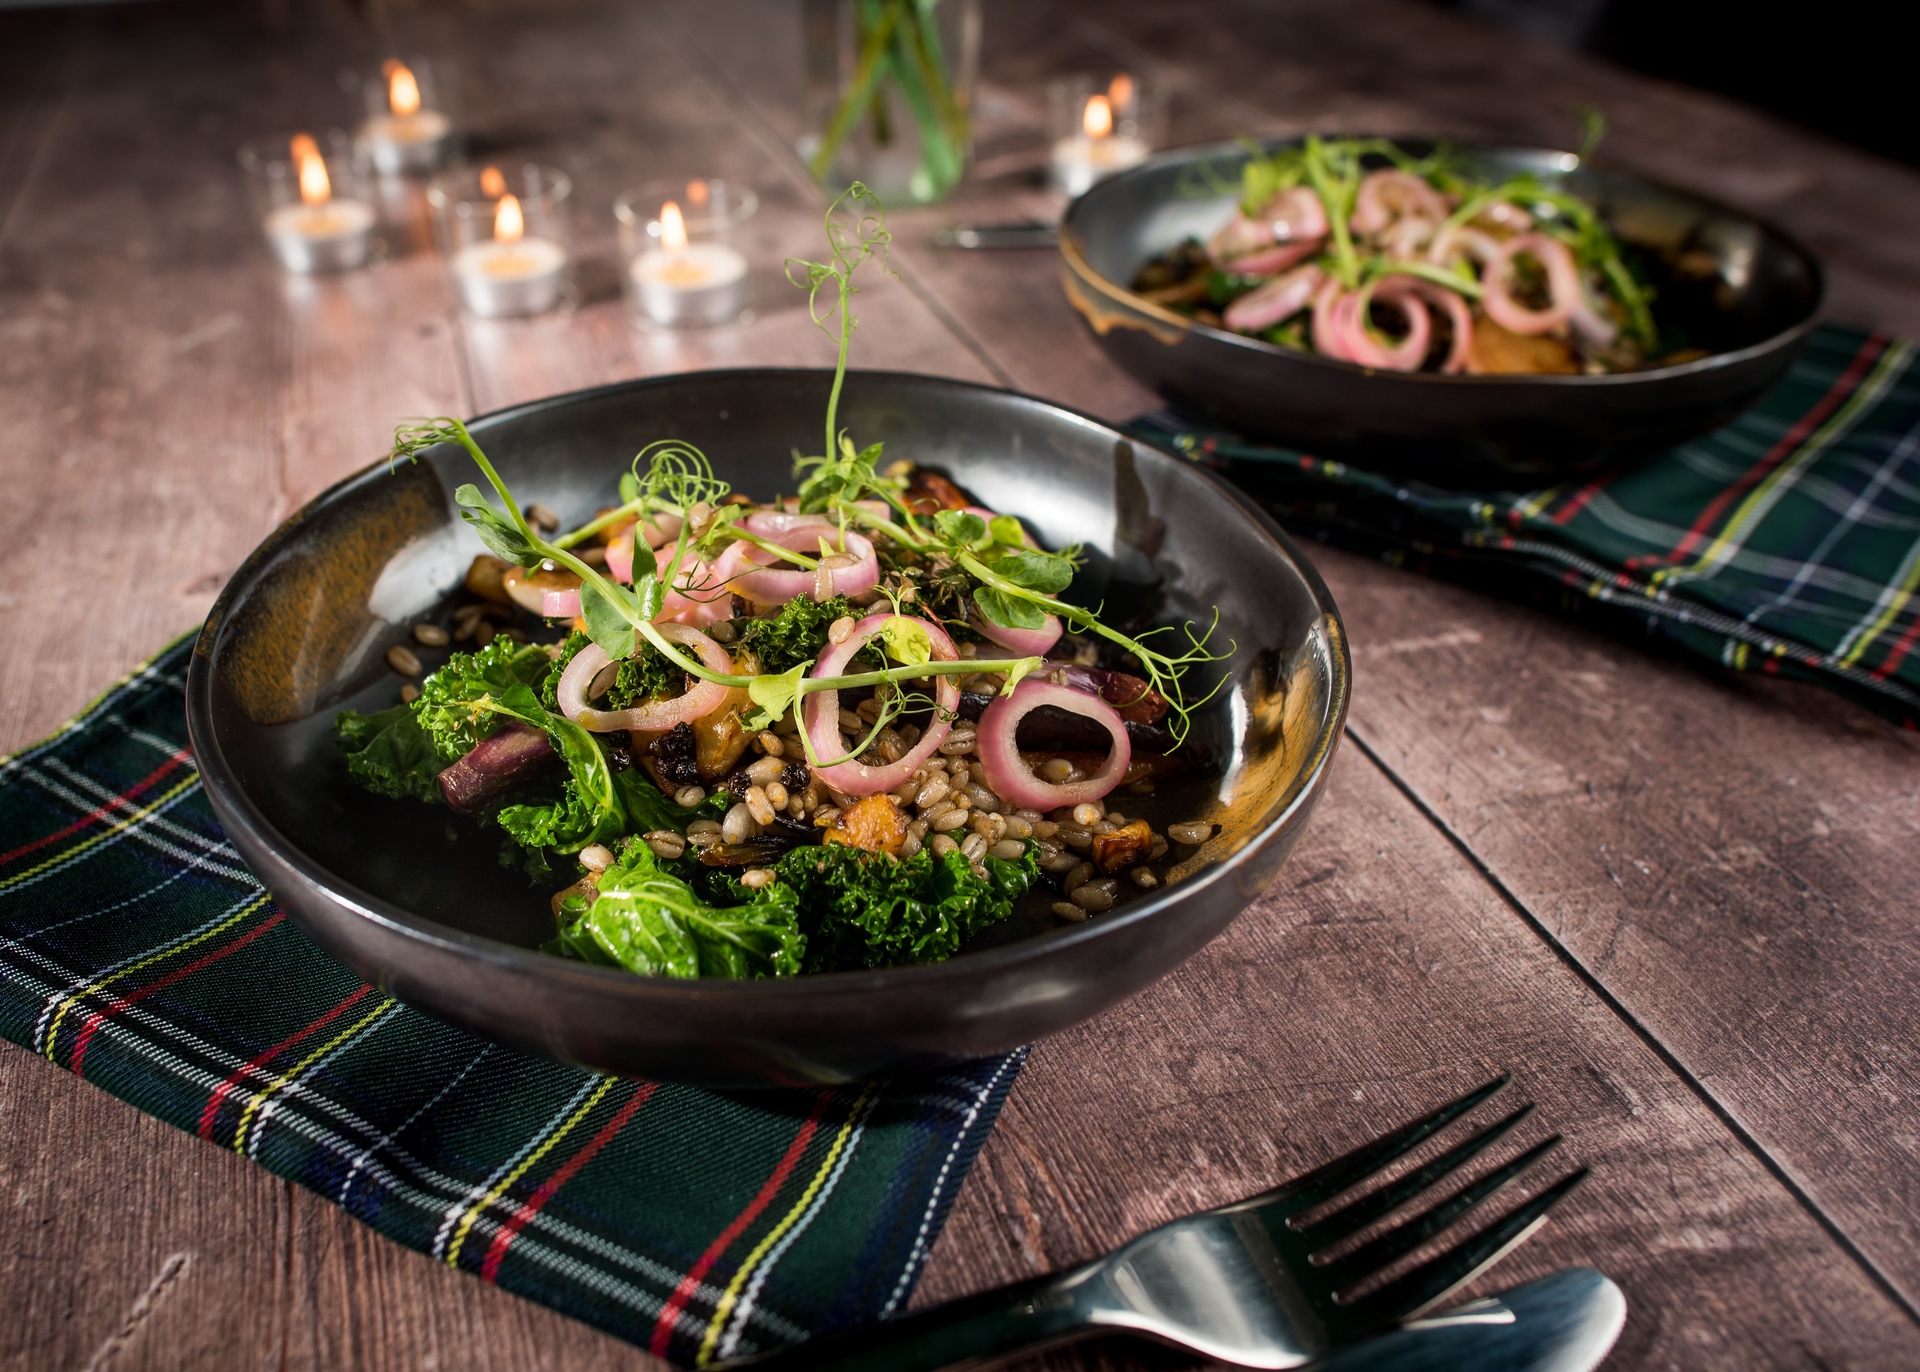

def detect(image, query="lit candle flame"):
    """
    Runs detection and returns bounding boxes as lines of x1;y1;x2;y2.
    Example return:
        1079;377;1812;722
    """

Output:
1083;94;1113;140
1107;74;1134;110
660;200;687;252
687;179;709;207
494;192;525;244
480;165;506;198
291;134;331;205
385;59;422;117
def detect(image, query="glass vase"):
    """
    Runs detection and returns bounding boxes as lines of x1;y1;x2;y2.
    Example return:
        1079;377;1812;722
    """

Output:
798;0;981;205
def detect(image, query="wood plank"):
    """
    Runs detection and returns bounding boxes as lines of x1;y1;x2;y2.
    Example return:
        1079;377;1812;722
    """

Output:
1019;0;1920;1315
0;1043;285;1372
0;0;466;756
920;746;1920;1367
4;0;1917;1368
1319;546;1920;1314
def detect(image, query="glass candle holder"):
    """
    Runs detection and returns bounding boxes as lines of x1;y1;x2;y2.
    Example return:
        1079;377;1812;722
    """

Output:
614;179;759;329
427;163;573;318
1046;73;1166;198
238;129;377;274
355;56;459;175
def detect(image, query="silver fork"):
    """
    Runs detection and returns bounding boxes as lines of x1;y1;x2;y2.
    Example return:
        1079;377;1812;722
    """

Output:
730;1076;1588;1370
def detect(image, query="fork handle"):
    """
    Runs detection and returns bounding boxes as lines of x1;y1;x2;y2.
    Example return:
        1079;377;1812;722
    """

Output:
729;1267;1101;1371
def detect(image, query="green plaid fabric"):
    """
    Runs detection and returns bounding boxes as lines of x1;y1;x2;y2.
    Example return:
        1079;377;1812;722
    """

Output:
1132;325;1920;730
0;637;1021;1366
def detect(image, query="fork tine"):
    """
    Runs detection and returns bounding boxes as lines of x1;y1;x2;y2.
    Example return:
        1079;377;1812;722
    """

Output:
1311;1133;1563;1287
1298;1103;1538;1246
1337;1168;1592;1327
1265;1076;1512;1212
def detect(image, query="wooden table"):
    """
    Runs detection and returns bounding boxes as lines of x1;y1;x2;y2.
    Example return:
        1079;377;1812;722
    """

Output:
4;1;1919;1367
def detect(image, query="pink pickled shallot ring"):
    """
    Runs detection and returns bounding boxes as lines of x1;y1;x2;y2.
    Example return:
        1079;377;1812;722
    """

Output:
556;623;733;734
803;614;959;796
978;679;1132;810
1482;233;1580;336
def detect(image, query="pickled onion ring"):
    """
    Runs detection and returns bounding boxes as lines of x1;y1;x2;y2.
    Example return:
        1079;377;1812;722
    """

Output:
803;613;958;795
1396;277;1473;374
556;624;734;733
1224;263;1324;333
970;609;1063;658
977;679;1132;809
605;526;635;584
1482;232;1580;336
728;526;879;604
1350;170;1450;234
1336;279;1431;372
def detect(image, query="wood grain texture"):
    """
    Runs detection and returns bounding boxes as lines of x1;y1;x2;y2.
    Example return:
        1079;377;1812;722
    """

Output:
6;0;1920;1367
1323;548;1920;1310
845;0;1920;1335
919;747;1920;1369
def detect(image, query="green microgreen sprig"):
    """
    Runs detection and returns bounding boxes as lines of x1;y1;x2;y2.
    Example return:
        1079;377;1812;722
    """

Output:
786;181;894;471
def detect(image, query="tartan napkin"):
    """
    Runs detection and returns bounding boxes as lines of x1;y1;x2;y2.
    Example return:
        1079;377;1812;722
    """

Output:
1132;324;1920;730
0;635;1021;1366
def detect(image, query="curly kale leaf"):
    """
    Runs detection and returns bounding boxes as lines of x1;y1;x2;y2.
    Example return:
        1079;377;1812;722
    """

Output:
733;593;865;674
547;840;804;978
415;637;560;762
607;647;683;710
774;841;1037;973
336;704;442;803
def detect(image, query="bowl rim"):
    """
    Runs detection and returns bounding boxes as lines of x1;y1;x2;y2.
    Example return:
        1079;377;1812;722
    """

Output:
1058;133;1826;388
187;366;1352;1001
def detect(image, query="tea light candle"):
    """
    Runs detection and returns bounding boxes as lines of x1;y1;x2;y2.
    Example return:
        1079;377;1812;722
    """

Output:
264;134;374;273
1050;92;1149;198
449;191;568;317
630;200;748;327
358;60;453;175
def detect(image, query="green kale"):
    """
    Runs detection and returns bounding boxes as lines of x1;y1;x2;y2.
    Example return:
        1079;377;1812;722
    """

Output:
1204;268;1265;308
415;637;559;762
543;628;687;713
612;768;726;833
606;645;683;709
773;841;1038;973
732;593;862;674
547;840;805;978
487;682;626;856
336;704;442;803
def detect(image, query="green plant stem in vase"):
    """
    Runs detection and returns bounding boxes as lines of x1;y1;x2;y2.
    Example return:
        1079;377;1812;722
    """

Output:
800;0;979;205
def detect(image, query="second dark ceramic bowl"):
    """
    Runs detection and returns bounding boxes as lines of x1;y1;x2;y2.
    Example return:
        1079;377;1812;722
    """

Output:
185;369;1349;1087
1059;138;1823;485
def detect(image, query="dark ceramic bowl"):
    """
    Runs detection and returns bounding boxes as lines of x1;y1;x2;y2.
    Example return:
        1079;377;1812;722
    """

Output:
185;369;1349;1087
1059;138;1824;485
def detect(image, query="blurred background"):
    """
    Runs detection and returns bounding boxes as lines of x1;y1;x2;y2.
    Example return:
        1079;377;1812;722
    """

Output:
1434;0;1909;166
